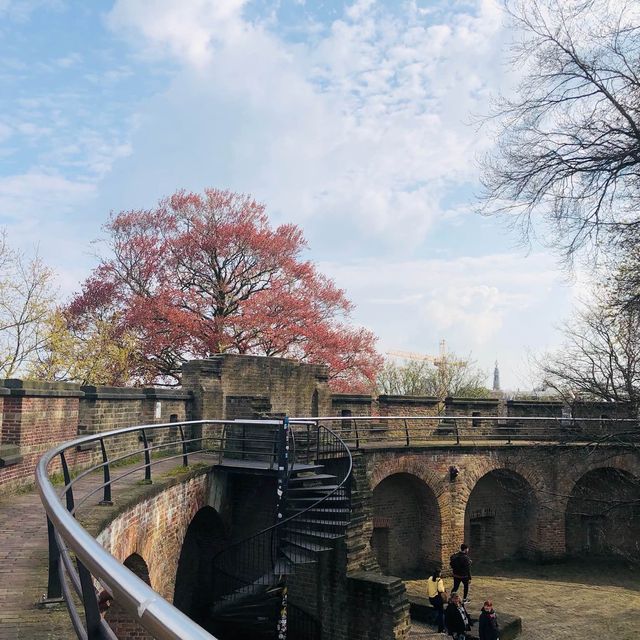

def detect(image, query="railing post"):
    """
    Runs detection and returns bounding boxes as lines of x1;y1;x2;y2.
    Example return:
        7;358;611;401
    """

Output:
77;558;103;639
140;429;152;484
454;419;460;445
354;420;360;449
44;516;63;601
99;438;113;505
404;418;410;446
178;424;188;467
60;451;74;513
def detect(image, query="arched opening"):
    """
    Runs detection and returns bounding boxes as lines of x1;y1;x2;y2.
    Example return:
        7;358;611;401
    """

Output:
124;553;151;584
464;469;538;561
174;506;228;625
105;553;153;639
371;472;441;577
566;467;640;558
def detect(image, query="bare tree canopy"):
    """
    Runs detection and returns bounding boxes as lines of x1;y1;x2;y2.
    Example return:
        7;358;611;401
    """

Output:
537;292;640;409
482;0;640;264
377;355;490;398
0;230;56;379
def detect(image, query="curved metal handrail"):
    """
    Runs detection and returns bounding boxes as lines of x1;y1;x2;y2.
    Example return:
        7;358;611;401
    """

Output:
36;418;283;640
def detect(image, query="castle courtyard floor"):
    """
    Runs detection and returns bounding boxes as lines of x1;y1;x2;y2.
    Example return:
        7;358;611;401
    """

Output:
406;559;640;640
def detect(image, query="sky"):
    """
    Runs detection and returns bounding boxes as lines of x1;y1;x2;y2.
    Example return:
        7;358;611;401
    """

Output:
0;0;588;390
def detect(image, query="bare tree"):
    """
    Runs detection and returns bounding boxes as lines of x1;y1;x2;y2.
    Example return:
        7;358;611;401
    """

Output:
0;230;56;378
481;0;640;265
377;356;490;398
537;293;640;411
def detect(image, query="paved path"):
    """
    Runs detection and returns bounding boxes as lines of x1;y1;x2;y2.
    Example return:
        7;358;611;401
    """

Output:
0;453;214;640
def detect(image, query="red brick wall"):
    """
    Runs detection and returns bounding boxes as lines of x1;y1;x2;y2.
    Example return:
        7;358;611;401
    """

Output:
0;381;190;495
365;445;640;569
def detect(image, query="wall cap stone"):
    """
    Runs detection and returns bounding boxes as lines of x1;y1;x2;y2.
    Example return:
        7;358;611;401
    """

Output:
378;395;440;405
2;379;84;398
445;397;500;406
332;394;373;404
81;386;146;400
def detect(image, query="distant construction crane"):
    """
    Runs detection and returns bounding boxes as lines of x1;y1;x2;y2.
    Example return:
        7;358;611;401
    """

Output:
386;339;466;370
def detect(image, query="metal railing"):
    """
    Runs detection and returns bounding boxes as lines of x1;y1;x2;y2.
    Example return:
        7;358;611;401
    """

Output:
307;415;640;448
36;418;282;640
35;412;637;639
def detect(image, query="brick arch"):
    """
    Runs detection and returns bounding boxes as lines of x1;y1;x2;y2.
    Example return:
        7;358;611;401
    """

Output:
371;471;442;577
173;506;228;625
564;463;640;559
556;454;640;507
463;467;540;561
456;458;547;509
369;454;449;501
97;474;211;603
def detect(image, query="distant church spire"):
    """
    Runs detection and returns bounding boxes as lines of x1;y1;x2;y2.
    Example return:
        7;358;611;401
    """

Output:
493;361;500;392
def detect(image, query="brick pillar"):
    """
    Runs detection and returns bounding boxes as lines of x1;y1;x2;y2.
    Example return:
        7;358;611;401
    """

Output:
181;359;225;420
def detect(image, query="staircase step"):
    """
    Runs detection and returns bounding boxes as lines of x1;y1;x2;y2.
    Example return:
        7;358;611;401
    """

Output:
288;484;341;493
287;473;336;484
287;494;348;503
283;526;344;540
294;507;351;515
291;517;350;528
281;537;333;553
281;544;317;564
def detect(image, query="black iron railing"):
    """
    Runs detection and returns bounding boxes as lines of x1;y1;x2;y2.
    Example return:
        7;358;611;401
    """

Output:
209;419;352;613
308;415;640;448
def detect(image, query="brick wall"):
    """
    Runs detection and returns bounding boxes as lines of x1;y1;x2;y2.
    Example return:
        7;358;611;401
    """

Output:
0;379;83;493
0;381;190;495
364;444;640;571
183;355;331;421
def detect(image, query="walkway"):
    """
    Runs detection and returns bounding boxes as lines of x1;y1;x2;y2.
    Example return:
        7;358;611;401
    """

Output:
0;453;215;640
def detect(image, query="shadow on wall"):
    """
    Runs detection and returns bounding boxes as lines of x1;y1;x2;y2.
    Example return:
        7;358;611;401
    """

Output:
565;467;640;560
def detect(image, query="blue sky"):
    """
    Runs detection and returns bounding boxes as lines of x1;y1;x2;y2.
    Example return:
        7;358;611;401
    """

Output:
0;0;585;390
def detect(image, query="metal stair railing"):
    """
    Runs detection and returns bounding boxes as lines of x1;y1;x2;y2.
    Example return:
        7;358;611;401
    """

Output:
209;418;353;617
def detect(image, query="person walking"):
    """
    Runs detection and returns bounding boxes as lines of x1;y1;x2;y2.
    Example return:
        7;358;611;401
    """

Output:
426;568;447;634
449;543;472;602
445;593;472;640
478;599;499;640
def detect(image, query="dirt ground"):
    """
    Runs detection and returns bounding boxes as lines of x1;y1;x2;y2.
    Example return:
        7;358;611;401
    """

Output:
405;559;640;640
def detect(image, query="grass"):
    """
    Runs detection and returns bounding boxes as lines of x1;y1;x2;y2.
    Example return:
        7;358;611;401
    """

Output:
405;559;640;640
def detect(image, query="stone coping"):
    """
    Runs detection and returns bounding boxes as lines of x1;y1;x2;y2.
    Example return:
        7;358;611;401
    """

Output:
81;385;191;401
409;595;522;640
332;394;373;404
378;395;440;405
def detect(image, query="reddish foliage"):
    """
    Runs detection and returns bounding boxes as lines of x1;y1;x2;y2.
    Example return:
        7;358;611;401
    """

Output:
67;188;382;390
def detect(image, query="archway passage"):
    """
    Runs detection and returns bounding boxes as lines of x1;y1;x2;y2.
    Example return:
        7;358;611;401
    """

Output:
173;506;228;625
106;553;153;639
464;470;538;561
566;467;640;558
371;472;441;577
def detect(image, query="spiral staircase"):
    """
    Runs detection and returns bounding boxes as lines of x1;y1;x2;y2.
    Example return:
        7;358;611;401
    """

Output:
208;419;352;640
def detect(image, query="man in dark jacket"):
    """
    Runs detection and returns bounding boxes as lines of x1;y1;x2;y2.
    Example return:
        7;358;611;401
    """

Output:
478;599;499;640
449;544;472;602
445;593;472;639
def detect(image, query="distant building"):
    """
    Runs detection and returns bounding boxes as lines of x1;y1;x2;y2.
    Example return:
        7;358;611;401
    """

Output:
493;361;500;392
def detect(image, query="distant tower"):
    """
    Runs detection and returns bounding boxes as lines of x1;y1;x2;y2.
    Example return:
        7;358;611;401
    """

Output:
493;361;500;392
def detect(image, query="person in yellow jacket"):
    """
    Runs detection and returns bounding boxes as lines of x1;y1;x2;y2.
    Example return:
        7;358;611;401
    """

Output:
427;568;447;633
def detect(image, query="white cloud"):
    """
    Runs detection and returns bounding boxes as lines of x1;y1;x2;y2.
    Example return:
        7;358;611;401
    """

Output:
319;251;575;389
104;0;513;249
0;172;95;221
